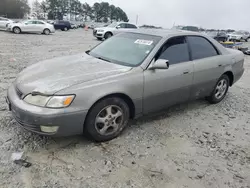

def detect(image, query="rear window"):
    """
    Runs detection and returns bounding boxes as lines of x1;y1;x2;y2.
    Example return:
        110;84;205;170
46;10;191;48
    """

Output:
187;36;218;60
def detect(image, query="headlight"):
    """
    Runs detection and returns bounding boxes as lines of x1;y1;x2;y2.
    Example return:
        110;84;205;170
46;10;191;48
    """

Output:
98;30;104;32
23;94;75;108
46;95;75;108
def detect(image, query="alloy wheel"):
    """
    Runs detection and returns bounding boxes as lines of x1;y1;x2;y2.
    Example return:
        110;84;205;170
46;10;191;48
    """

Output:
214;79;228;100
95;105;123;136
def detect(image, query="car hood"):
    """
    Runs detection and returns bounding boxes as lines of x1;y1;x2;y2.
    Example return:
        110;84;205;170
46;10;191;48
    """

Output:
15;53;132;95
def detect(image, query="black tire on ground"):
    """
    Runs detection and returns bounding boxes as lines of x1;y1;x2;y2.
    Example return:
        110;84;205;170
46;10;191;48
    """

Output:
13;27;21;34
104;32;112;39
207;74;230;104
84;97;130;142
43;29;50;35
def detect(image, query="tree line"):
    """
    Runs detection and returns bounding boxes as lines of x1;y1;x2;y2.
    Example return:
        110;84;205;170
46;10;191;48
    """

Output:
0;0;30;18
35;0;129;22
0;0;129;22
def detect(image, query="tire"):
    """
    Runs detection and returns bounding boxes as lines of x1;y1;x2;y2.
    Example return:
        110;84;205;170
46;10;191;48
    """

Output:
13;27;21;34
84;97;130;142
104;32;112;39
64;27;68;31
207;74;230;104
43;29;50;35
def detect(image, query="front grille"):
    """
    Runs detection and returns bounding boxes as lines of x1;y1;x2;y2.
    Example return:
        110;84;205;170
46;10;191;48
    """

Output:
15;87;23;99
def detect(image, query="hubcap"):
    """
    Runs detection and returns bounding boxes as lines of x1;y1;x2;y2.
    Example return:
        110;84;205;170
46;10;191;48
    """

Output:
45;30;49;34
215;79;227;99
14;28;19;33
95;105;123;136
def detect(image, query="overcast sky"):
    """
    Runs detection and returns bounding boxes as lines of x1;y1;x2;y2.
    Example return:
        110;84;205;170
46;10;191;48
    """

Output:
30;0;250;30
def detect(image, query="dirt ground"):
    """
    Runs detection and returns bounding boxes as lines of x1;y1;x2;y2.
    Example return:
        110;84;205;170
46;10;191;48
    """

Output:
0;29;250;188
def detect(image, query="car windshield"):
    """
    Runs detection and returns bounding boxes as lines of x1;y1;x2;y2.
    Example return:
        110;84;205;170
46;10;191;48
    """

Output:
107;22;118;28
89;33;161;67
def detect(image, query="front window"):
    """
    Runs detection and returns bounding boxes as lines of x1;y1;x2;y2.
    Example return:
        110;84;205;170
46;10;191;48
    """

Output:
89;33;161;67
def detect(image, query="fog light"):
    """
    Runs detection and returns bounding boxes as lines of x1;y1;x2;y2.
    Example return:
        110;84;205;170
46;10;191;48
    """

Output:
40;126;59;133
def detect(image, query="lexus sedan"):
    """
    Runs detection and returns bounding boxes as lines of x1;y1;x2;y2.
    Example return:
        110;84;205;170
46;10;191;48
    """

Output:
6;30;244;142
7;20;55;35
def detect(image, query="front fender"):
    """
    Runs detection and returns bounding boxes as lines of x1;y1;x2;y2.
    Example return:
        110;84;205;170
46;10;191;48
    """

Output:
56;69;144;114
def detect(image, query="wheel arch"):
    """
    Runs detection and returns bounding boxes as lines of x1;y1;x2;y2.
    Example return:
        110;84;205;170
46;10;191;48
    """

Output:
12;26;21;32
85;93;136;121
223;71;234;86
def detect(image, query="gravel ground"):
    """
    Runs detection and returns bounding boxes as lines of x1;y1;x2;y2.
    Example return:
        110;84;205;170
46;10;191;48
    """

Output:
0;29;250;188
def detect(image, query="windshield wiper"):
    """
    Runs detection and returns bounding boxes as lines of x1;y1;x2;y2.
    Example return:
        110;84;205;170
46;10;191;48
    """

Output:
97;56;111;62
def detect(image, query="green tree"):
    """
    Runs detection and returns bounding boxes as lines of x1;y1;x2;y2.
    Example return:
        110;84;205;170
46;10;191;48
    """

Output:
0;0;30;18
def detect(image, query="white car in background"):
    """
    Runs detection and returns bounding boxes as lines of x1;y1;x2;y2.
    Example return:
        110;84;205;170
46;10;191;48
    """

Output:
7;20;55;35
93;22;137;40
228;31;250;42
0;17;13;30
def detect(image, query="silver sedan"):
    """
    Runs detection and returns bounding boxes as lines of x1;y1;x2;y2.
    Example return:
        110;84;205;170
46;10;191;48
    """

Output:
7;20;55;35
7;30;244;142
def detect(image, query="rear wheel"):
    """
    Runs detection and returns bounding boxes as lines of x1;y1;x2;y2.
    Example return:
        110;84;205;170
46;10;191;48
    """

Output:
13;27;21;34
84;97;130;142
207;74;229;104
43;29;50;35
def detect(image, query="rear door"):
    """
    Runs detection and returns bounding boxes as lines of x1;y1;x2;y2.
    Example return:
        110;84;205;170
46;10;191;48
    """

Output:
187;36;226;99
143;36;194;113
34;21;45;32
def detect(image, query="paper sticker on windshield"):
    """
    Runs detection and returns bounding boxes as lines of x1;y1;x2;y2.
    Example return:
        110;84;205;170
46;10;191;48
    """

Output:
134;39;153;45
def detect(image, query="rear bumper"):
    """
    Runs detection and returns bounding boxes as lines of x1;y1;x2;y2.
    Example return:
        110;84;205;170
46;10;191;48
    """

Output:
7;84;88;136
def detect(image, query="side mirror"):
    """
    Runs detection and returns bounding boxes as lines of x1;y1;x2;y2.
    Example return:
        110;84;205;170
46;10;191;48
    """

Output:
116;25;121;29
149;59;169;70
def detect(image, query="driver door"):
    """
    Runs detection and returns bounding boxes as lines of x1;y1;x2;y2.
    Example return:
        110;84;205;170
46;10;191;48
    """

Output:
143;36;194;113
22;21;36;32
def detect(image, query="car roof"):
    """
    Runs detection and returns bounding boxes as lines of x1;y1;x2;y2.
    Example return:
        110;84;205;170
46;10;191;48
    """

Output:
126;29;202;37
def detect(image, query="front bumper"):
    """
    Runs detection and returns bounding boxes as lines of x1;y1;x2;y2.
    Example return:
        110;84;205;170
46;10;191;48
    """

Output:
7;84;88;136
93;30;104;38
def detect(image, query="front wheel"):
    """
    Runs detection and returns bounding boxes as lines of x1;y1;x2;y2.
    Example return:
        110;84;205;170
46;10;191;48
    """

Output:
84;97;130;142
64;27;68;31
13;27;21;34
207;74;229;104
104;32;112;39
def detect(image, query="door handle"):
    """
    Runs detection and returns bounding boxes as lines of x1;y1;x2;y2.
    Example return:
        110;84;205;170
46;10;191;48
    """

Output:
183;70;190;74
218;64;222;67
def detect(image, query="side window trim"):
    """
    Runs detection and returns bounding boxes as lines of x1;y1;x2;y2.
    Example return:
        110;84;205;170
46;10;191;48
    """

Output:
186;35;220;61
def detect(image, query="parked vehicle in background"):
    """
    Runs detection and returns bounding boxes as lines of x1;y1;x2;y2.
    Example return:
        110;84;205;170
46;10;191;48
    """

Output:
7;20;55;35
7;30;244;142
228;31;250;42
206;31;228;42
53;20;71;31
0;17;13;29
182;26;199;32
93;22;138;40
71;23;78;29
